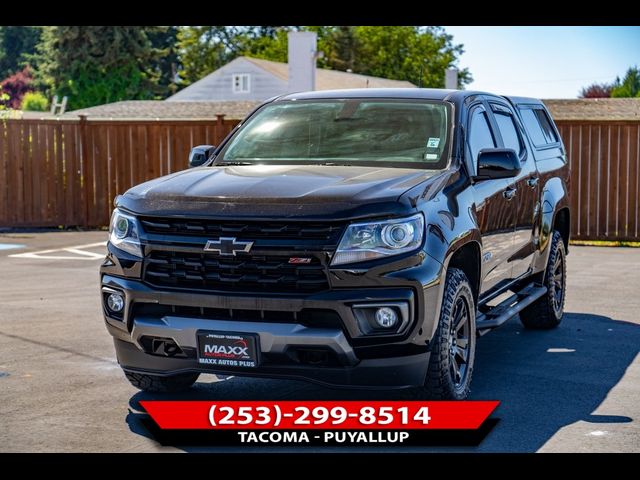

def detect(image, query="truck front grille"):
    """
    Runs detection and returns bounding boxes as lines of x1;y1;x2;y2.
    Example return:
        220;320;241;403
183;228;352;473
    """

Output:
139;217;344;243
144;250;329;293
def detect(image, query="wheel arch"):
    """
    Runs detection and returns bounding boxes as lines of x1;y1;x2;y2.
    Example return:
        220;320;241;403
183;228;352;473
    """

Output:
553;207;570;253
534;177;570;272
445;240;482;306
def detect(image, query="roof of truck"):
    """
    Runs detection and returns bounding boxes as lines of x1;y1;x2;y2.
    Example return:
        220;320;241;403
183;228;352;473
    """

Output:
276;88;472;102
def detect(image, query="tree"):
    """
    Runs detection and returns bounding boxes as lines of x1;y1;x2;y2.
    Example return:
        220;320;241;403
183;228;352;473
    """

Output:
240;27;292;63
146;26;180;97
34;26;160;109
611;67;640;98
176;26;245;86
317;26;360;72
0;66;34;108
579;82;613;98
340;26;471;88
0;26;42;78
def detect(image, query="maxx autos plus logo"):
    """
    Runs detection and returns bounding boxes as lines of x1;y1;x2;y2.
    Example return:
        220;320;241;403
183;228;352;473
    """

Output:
203;339;250;359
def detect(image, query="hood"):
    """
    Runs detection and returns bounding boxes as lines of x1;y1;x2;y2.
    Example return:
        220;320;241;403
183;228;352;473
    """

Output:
118;164;440;220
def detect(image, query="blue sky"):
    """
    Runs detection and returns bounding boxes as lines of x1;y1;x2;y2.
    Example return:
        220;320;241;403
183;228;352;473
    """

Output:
443;26;640;98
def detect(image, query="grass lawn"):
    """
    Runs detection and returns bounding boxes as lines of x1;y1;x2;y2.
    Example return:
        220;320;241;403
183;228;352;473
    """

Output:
570;239;640;247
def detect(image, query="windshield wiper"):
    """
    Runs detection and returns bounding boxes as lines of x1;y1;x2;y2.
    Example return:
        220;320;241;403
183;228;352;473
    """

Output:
218;161;254;166
316;162;354;166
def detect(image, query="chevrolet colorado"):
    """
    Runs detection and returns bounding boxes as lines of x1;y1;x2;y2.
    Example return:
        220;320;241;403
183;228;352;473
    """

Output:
101;88;570;399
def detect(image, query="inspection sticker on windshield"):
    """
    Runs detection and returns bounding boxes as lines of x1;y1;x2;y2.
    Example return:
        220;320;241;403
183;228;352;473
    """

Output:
427;137;440;148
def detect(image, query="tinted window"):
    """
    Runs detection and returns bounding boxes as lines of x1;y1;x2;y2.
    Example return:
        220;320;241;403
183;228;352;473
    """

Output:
468;109;495;163
534;109;559;144
221;99;451;168
520;108;546;146
494;112;522;154
520;107;558;147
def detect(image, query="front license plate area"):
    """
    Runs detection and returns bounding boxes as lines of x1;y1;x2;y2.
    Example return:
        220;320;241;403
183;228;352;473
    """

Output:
197;331;259;368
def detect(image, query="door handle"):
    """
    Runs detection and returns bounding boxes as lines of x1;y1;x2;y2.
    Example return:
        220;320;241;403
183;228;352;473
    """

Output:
503;186;517;200
527;176;539;188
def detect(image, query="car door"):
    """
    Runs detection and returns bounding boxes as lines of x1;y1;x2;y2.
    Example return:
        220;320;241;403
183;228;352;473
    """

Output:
467;104;516;294
488;102;539;279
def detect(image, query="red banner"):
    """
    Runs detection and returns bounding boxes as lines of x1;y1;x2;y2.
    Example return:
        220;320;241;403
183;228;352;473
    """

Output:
140;400;499;430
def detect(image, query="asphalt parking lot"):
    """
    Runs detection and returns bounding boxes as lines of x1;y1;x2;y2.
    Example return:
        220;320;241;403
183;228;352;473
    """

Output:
0;231;638;452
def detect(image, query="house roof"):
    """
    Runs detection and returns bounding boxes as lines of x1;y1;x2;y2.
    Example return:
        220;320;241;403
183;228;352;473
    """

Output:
543;98;640;122
241;57;416;90
65;100;260;120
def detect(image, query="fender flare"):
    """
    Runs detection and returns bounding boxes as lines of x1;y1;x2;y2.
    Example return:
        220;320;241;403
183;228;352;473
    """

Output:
536;177;570;270
424;228;482;340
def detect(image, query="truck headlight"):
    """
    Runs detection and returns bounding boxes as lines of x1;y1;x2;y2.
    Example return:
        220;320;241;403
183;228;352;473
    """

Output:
331;213;424;266
109;209;142;257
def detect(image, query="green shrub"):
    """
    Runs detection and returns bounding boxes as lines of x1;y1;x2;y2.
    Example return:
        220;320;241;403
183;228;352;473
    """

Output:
21;91;48;111
0;92;9;118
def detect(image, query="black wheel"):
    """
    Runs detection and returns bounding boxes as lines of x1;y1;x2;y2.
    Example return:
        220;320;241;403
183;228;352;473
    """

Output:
409;268;476;400
123;370;200;393
520;230;566;329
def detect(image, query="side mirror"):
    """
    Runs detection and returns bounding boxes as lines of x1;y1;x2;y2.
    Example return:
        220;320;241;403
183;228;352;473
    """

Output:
474;148;521;180
188;145;216;168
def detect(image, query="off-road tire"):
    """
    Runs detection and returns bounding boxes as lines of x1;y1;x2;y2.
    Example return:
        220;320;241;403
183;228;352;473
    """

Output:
408;268;476;400
520;230;566;329
123;370;200;393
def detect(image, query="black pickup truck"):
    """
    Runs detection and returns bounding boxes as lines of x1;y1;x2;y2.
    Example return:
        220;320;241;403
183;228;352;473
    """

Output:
101;88;570;400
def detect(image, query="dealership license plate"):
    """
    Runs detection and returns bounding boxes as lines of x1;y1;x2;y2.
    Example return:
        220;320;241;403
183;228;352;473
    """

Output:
197;332;259;368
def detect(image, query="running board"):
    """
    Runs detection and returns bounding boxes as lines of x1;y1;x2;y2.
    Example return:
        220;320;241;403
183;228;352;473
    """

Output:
476;283;547;333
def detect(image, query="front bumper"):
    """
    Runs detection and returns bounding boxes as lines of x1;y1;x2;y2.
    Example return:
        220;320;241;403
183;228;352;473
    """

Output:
101;245;445;388
114;337;430;389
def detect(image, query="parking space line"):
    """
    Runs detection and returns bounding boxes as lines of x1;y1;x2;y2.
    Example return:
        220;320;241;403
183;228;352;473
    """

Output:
64;248;105;259
9;241;107;261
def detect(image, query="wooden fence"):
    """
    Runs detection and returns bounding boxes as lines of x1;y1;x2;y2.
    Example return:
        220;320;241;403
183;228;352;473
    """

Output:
0;116;238;228
556;121;640;241
1;117;639;241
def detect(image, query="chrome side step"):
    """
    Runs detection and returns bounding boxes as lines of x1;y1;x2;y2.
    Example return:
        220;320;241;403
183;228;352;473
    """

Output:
476;283;547;334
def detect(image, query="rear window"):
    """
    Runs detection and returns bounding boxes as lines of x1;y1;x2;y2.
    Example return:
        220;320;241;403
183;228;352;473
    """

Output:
520;107;559;147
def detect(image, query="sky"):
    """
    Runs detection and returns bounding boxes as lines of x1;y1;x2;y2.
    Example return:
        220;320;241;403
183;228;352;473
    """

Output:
443;26;640;99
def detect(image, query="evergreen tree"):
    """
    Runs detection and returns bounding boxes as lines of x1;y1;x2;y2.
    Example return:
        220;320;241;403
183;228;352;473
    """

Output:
0;26;42;78
146;26;180;96
611;67;640;98
35;26;160;109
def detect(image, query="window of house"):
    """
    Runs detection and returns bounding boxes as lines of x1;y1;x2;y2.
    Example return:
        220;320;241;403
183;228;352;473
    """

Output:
467;108;496;163
520;107;558;147
232;74;250;93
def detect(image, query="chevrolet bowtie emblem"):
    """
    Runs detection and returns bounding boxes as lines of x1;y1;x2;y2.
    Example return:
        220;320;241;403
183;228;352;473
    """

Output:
204;237;254;256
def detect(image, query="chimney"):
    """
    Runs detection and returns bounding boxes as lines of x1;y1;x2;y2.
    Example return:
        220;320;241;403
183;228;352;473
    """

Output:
445;68;458;90
288;31;317;92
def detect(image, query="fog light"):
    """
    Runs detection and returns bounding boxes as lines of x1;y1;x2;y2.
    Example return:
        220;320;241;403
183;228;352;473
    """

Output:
375;307;398;328
107;293;125;313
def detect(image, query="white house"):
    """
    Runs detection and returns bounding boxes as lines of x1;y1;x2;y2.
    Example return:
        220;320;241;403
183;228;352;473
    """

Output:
167;56;416;102
168;32;415;103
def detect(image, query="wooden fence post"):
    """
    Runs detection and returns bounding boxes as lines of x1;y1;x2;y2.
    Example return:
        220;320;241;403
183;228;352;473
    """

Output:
79;115;90;226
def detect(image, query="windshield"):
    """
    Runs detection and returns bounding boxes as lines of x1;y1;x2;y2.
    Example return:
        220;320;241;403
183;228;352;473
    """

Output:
217;99;451;169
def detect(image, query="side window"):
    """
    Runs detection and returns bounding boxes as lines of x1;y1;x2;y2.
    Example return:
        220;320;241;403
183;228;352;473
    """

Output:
520;107;558;147
467;108;496;164
494;111;523;155
534;109;559;144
